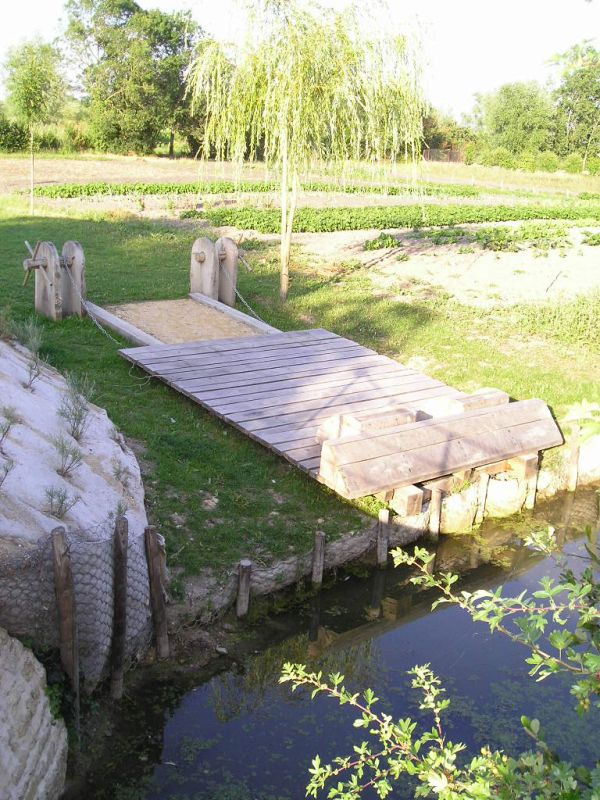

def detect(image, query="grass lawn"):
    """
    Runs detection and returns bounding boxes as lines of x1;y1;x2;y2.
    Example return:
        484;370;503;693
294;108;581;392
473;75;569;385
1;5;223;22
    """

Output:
1;190;598;581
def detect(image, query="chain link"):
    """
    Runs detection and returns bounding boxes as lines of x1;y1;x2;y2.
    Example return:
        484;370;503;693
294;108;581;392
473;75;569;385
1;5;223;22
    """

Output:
218;260;268;324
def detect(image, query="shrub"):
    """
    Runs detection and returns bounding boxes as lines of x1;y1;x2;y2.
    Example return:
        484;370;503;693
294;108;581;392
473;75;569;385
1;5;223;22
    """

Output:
52;434;83;478
62;123;92;153
488;146;515;169
516;150;537;172
36;129;62;151
535;150;559;172
562;152;583;174
585;156;600;176
0;458;15;491
45;486;80;519
58;372;95;441
0;115;27;151
462;141;478;165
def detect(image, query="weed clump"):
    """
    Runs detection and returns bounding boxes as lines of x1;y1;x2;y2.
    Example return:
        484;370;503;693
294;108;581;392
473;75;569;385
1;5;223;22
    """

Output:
58;373;95;441
45;486;80;519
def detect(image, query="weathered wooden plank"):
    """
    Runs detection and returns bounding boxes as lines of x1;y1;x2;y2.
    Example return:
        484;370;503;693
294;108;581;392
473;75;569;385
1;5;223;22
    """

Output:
242;385;464;434
222;376;443;422
321;399;551;473
142;335;370;370
181;358;405;394
389;485;424;516
257;387;463;447
316;404;418;443
189;292;279;334
120;328;337;361
202;368;419;411
151;340;374;377
327;418;563;499
87;302;163;347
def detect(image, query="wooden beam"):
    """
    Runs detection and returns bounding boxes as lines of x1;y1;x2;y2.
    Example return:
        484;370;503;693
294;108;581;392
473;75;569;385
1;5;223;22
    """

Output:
87;302;163;347
189;291;279;334
311;532;326;587
389;485;423;517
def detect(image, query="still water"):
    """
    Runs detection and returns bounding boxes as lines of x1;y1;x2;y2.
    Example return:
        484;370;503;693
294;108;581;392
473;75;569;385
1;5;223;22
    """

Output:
76;489;599;799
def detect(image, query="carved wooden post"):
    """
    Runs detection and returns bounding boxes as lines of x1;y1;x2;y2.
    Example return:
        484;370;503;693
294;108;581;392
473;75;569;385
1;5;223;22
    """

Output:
28;241;63;320
190;237;219;299
110;515;128;700
61;241;86;318
216;236;238;307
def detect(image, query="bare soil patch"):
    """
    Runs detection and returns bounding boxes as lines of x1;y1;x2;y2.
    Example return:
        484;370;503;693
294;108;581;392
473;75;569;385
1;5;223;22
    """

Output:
105;299;262;343
289;226;600;307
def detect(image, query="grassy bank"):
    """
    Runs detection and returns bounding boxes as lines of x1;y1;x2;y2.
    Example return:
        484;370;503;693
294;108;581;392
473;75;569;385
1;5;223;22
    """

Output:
1;197;598;581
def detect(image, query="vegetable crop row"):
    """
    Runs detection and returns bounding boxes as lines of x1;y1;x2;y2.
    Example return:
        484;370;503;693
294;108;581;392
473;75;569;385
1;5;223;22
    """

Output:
33;178;482;199
189;203;600;233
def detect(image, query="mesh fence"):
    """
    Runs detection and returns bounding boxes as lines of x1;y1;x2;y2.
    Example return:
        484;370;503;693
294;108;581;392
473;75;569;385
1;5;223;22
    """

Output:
0;516;152;690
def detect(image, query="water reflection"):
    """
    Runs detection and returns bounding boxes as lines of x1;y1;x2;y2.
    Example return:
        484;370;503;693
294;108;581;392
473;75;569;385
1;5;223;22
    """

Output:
73;489;599;800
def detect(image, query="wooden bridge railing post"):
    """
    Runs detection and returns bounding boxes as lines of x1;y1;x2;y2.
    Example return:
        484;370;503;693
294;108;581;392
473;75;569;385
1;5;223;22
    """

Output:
110;515;128;699
144;525;170;659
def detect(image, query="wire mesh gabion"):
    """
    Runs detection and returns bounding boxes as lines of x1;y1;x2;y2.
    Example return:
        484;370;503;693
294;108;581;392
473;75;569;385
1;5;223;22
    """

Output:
0;516;152;690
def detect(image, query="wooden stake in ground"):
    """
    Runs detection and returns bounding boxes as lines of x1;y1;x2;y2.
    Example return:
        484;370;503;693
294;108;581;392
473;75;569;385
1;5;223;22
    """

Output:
144;526;170;659
311;531;326;587
236;559;252;618
110;515;128;700
51;526;80;734
377;509;390;567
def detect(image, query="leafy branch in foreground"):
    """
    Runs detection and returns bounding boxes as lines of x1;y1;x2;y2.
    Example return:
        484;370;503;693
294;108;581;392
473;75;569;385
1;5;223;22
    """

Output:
393;539;600;713
281;527;600;798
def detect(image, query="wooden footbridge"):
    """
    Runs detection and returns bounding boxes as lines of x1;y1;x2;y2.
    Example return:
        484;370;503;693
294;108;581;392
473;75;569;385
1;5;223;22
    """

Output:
120;328;563;513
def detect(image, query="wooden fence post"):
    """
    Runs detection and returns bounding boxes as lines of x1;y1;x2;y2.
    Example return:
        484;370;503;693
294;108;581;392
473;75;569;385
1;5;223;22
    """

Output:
236;559;252;618
144;526;170;659
110;515;128;700
51;526;79;732
376;509;390;567
311;531;326;587
567;424;580;492
428;489;443;538
475;473;490;525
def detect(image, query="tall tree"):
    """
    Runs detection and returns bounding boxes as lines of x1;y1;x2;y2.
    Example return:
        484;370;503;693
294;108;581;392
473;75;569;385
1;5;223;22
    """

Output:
553;43;600;168
478;82;554;155
66;0;201;154
187;2;424;301
4;40;64;214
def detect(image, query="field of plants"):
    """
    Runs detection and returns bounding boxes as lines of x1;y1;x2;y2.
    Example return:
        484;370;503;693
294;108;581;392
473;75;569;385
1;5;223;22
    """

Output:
1;155;599;581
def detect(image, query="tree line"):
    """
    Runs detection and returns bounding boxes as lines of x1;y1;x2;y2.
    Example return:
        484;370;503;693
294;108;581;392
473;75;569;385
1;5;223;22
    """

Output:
1;0;598;176
424;42;600;174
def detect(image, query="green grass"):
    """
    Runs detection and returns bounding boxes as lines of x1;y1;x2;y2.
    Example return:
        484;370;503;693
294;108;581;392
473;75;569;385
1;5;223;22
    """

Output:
187;202;600;232
1;198;598;580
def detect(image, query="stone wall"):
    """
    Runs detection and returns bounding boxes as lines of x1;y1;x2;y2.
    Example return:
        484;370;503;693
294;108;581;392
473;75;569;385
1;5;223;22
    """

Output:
0;627;68;800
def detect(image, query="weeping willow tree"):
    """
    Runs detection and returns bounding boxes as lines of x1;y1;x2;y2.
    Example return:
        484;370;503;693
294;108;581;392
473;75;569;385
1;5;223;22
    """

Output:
186;2;425;300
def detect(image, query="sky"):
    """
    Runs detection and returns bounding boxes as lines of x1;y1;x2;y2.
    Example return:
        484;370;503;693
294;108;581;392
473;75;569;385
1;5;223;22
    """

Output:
1;0;599;117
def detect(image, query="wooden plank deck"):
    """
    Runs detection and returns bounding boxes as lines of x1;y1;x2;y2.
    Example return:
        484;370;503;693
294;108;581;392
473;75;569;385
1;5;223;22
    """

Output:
120;328;464;474
120;329;563;500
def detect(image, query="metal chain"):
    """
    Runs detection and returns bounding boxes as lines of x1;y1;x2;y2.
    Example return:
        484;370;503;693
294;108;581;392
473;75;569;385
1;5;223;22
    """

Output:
218;260;268;324
62;264;123;346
